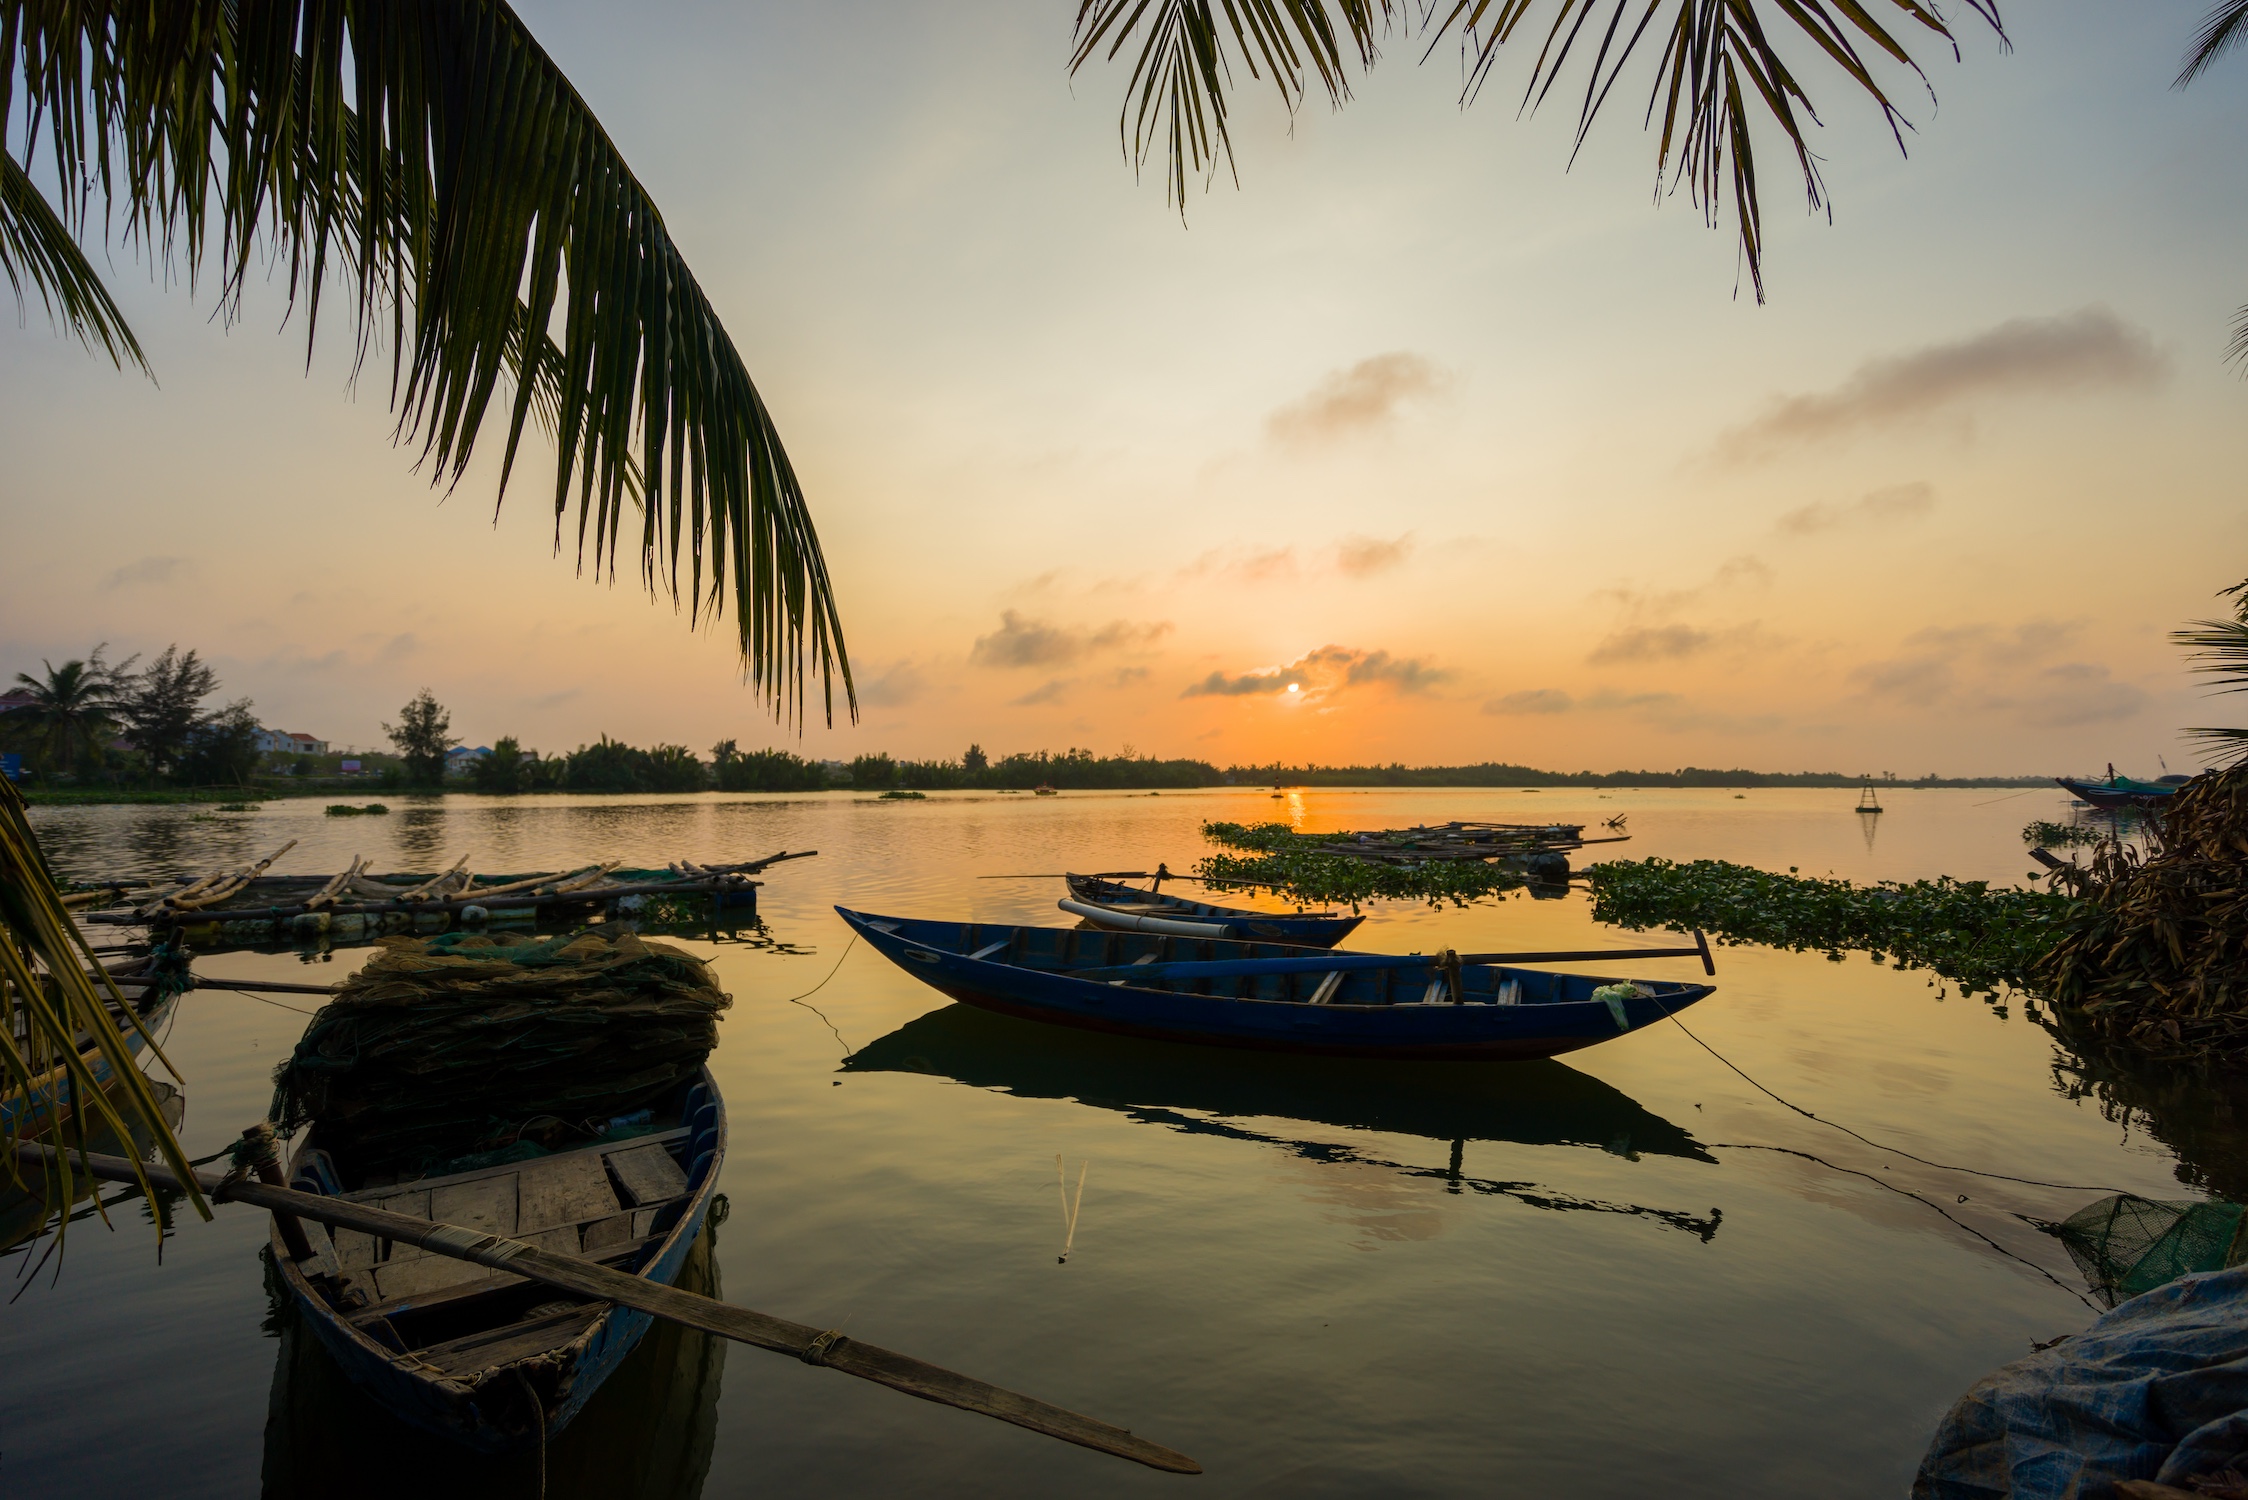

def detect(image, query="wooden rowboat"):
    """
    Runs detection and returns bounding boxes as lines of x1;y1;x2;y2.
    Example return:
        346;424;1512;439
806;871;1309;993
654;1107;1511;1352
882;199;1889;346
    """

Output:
1060;873;1364;947
271;1069;726;1453
840;909;1715;1061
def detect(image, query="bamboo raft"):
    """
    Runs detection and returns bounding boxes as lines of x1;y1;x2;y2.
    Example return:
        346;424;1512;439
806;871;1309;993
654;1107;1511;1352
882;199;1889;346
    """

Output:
1312;821;1624;868
76;846;815;944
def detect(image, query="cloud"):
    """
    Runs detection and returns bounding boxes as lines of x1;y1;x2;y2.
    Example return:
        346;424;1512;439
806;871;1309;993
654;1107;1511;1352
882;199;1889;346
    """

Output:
1182;644;1447;699
1179;547;1297;584
970;611;1170;669
1778;481;1935;536
1720;308;2166;460
1849;621;2147;727
1335;534;1413;578
858;661;926;708
1484;689;1576;715
1267;353;1446;446
1109;666;1151;687
1346;651;1447;693
101;556;189;590
1011;679;1072;706
1588;624;1716;664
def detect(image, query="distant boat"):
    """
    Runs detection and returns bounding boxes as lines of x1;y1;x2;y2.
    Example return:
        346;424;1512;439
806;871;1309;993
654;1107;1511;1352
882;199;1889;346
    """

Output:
1060;873;1364;947
2056;765;2192;809
1033;785;1058;796
838;909;1716;1061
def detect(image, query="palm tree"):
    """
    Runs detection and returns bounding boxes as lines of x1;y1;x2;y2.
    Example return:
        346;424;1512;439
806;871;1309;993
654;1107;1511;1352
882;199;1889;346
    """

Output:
1070;0;2007;300
8;646;134;778
2175;578;2248;762
1;1;855;1226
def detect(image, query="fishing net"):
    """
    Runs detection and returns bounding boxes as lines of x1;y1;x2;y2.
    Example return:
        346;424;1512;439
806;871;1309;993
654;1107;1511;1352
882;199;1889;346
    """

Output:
270;928;729;1177
2054;1194;2248;1306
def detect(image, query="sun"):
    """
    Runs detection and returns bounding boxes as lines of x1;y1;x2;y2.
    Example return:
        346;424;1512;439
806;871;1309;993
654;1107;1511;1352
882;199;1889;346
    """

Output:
1285;683;1300;694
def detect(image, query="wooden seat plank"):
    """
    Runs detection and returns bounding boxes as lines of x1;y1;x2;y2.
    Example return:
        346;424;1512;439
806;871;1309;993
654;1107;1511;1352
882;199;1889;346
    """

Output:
606;1143;688;1206
347;1235;659;1327
415;1306;607;1378
430;1175;517;1238
372;1252;513;1303
518;1152;618;1232
583;1212;635;1252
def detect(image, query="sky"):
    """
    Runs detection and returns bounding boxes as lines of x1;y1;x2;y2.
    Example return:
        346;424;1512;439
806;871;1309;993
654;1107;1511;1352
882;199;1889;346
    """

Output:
5;0;2248;775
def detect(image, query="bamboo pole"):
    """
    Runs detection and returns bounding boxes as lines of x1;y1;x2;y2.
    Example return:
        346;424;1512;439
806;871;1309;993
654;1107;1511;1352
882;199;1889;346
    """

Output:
19;1142;1200;1474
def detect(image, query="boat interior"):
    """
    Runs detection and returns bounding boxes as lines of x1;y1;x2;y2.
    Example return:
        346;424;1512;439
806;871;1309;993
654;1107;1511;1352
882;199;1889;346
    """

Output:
1066;875;1338;919
282;1075;718;1378
860;916;1700;1008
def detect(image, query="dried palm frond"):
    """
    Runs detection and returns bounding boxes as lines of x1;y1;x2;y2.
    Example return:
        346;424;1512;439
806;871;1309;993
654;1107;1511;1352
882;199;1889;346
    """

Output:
0;776;207;1239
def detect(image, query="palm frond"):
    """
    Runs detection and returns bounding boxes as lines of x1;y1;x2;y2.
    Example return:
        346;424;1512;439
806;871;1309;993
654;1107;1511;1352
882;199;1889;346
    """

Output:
0;151;146;371
0;776;207;1241
4;1;850;724
1069;0;2006;301
2179;0;2248;86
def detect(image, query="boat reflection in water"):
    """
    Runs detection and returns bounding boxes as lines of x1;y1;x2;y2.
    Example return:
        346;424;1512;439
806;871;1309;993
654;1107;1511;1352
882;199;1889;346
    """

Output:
845;1004;1721;1239
261;1218;728;1500
0;1080;186;1257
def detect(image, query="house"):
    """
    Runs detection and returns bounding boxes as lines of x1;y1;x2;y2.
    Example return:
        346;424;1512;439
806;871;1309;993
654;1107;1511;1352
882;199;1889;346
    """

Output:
0;688;39;714
253;727;329;757
445;745;492;776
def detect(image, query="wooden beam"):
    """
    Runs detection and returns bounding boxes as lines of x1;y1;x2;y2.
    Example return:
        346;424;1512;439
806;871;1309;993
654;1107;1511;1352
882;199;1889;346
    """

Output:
19;1143;1199;1475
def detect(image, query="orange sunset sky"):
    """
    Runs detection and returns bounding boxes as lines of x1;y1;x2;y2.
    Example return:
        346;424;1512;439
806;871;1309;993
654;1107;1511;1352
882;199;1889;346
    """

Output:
6;1;2247;775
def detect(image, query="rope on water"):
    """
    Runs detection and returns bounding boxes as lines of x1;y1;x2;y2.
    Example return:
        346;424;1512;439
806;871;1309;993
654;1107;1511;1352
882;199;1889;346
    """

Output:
771;933;858;1056
1648;992;2133;1195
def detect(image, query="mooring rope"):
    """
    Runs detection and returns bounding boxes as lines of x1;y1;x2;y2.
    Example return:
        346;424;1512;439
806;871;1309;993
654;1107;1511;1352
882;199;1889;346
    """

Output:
1648;992;2134;1195
771;933;859;1056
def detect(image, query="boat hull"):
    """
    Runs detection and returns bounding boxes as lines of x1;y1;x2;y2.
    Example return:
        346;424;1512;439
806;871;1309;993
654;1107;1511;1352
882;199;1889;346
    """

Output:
1062;875;1364;947
274;1070;726;1454
842;909;1713;1062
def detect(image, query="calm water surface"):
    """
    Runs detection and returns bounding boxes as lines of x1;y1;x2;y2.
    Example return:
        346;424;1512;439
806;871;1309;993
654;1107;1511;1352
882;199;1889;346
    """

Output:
4;787;2226;1497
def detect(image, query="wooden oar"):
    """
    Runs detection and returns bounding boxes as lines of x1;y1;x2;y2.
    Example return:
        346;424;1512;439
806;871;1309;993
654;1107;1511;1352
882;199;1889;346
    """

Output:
20;1142;1199;1475
1067;931;1715;983
977;871;1156;880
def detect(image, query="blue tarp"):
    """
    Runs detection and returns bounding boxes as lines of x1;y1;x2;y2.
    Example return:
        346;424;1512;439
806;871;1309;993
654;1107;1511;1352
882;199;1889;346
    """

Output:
1916;1265;2248;1497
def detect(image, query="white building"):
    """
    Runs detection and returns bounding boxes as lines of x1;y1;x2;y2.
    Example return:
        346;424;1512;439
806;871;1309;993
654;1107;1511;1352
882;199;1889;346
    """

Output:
445;745;492;776
254;727;329;756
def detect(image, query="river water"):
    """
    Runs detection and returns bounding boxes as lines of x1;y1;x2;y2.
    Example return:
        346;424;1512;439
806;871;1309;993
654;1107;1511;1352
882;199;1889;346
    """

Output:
3;786;2226;1497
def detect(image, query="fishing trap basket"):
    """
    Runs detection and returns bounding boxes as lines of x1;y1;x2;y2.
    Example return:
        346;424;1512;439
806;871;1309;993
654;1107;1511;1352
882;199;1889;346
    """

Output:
2054;1193;2248;1306
270;928;729;1177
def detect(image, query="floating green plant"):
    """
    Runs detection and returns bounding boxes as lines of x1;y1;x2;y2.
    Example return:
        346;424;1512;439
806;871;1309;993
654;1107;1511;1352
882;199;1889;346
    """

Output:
1586;857;2067;998
2023;820;2111;848
325;803;390;817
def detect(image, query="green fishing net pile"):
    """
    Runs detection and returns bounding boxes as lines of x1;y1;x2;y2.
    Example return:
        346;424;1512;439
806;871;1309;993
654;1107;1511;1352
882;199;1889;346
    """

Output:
270;928;729;1177
2055;1194;2248;1305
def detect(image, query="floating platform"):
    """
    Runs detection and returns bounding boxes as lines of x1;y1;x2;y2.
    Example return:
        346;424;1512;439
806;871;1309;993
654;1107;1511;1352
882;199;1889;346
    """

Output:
76;848;814;946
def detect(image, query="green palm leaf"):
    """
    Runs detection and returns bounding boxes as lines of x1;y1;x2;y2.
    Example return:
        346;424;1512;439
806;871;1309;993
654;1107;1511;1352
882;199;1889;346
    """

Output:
0;151;146;371
4;1;850;723
2174;616;2248;762
1069;0;2005;300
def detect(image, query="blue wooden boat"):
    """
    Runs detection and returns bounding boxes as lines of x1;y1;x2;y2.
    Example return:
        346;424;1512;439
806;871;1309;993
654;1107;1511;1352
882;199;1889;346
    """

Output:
2056;771;2191;809
1060;872;1364;947
273;1069;726;1453
839;909;1715;1061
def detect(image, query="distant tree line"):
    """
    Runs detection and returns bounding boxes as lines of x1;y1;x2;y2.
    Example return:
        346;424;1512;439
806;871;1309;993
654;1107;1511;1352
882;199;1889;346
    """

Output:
3;643;266;787
1223;763;2053;789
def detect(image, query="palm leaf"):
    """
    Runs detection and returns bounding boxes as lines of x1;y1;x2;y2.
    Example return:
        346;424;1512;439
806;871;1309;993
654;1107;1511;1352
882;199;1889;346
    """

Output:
4;1;850;723
2175;617;2248;763
0;151;146;371
1069;0;2005;300
2178;0;2248;85
0;776;208;1240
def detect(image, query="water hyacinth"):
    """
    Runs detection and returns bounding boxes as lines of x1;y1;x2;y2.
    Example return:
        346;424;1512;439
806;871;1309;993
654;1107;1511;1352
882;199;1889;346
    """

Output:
1194;822;1530;907
1586;858;2069;999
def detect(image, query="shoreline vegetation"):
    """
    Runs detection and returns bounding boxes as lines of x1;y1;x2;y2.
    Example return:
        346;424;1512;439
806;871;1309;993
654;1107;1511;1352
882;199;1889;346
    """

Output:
17;742;2058;807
